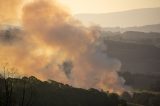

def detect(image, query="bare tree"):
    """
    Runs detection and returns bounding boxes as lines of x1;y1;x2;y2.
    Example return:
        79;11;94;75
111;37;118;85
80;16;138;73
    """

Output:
0;64;16;106
3;66;12;106
0;64;33;106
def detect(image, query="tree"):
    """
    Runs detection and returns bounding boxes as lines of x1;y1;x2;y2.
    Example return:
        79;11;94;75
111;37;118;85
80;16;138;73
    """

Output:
2;65;16;106
121;91;132;102
0;64;33;106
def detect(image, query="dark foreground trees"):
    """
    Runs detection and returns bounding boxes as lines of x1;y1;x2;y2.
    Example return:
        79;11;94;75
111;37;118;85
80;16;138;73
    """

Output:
0;76;34;106
0;75;127;106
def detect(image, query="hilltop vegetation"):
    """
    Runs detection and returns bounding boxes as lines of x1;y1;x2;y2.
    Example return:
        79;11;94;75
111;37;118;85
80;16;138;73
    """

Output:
1;74;160;106
103;24;160;33
102;31;160;47
0;75;127;106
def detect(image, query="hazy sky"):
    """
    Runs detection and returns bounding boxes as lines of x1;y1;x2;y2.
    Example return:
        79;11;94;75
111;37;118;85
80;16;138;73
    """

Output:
58;0;160;14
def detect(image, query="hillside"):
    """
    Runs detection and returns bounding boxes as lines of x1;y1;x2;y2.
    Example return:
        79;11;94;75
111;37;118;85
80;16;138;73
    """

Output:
75;7;160;27
0;75;159;106
119;72;160;91
104;24;160;33
104;40;160;74
102;31;160;47
0;76;126;106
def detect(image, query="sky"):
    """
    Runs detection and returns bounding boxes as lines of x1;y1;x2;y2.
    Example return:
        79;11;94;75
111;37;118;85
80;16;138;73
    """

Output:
58;0;160;14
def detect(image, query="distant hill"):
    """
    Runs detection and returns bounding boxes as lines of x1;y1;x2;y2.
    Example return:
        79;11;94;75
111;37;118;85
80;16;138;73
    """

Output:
101;31;160;47
104;40;160;74
119;72;160;92
75;7;160;27
103;24;160;33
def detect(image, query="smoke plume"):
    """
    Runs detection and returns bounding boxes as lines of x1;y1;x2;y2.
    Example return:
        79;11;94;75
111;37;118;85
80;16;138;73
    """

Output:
0;0;126;94
0;0;23;25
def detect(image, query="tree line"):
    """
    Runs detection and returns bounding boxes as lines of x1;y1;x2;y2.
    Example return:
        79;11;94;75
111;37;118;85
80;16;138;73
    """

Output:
0;66;127;106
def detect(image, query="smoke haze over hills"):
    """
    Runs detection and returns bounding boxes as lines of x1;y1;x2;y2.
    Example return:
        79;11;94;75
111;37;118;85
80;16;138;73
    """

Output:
75;7;160;27
0;0;127;94
103;24;160;33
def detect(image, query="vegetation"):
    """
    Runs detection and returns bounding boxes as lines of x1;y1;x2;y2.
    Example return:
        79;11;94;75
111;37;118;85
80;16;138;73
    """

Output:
122;91;160;106
119;72;160;92
0;74;127;106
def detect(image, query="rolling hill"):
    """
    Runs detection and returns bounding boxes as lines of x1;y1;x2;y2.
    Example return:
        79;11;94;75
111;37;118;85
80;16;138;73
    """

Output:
103;24;160;33
104;40;160;74
75;7;160;27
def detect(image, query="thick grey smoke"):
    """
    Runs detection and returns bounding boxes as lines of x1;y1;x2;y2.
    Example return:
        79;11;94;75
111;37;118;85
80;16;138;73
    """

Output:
59;60;73;78
0;0;127;94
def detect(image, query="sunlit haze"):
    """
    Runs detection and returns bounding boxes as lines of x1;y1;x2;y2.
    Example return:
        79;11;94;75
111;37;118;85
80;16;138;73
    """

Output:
58;0;160;14
0;0;160;105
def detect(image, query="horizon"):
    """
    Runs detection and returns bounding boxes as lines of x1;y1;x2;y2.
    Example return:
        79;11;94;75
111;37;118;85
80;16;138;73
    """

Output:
74;7;160;15
0;0;160;106
59;0;160;14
